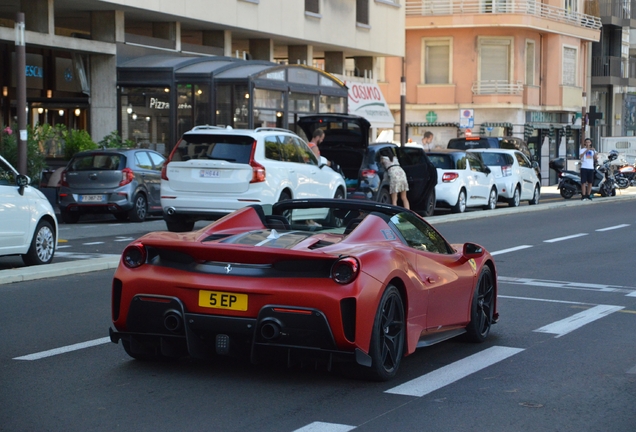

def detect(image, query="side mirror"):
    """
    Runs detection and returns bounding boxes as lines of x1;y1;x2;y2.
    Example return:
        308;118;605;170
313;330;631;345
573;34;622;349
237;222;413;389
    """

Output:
463;242;484;259
484;166;491;174
16;174;29;196
319;156;328;168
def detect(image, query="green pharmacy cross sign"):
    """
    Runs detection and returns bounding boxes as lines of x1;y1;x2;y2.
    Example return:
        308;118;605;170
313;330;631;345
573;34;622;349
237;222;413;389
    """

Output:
426;111;437;123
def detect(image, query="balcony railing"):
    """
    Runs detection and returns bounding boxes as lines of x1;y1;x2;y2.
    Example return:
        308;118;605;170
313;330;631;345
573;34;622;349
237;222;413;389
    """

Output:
599;0;636;19
472;80;524;95
592;55;624;78
406;0;602;30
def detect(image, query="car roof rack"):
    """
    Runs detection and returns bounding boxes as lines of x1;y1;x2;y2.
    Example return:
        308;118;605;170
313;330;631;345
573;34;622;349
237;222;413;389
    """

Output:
254;127;293;134
191;125;233;131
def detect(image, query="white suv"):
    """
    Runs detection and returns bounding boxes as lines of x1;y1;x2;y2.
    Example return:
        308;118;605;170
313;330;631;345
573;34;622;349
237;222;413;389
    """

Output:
160;126;347;231
0;155;58;265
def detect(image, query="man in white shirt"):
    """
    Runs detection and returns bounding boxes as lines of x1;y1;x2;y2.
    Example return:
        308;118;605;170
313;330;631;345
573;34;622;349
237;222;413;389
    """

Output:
421;131;434;151
579;138;597;201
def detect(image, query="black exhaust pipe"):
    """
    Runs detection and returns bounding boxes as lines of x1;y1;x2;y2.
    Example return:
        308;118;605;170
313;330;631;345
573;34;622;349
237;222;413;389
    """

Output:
260;319;282;340
163;310;183;332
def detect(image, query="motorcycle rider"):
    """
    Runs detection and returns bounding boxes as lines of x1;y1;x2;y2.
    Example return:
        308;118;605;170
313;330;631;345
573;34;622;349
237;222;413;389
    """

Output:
580;138;598;201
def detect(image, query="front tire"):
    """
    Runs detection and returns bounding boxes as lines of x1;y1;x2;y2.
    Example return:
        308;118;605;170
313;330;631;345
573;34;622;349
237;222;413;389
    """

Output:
420;190;436;217
465;266;495;343
22;220;56;266
365;285;405;381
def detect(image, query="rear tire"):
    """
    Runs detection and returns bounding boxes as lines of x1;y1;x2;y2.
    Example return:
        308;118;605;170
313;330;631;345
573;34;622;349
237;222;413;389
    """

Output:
128;193;147;222
420;190;436;217
559;185;575;199
377;188;391;205
465;266;495;343
483;187;497;210
528;185;540;205
451;189;467;213
507;186;520;207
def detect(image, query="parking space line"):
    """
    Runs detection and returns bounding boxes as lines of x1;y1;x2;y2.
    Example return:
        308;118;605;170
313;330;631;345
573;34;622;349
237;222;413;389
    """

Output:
384;346;524;397
82;241;105;245
13;337;111;361
543;233;588;243
534;304;624;338
596;224;630;232
293;422;356;432
491;245;533;255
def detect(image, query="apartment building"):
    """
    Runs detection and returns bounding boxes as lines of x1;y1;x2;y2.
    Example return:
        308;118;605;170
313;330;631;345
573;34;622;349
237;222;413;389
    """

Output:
381;0;601;183
0;0;403;154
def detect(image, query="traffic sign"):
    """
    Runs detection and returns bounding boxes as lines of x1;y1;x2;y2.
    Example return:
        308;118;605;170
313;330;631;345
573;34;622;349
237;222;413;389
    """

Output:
460;109;474;128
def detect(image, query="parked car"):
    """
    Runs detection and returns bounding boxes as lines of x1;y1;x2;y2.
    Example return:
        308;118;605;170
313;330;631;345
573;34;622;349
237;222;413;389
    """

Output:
447;135;540;180
468;148;541;207
427;149;498;213
297;114;437;216
58;148;166;224
109;198;498;381
160;125;346;232
0;155;57;265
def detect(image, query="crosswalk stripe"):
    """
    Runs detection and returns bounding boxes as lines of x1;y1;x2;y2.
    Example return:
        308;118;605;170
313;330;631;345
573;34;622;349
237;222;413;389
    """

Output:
293;422;356;432
534;304;624;338
385;346;524;397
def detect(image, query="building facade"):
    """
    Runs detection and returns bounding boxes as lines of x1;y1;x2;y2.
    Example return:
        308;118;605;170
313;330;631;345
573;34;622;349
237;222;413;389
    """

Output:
381;0;601;184
0;0;404;157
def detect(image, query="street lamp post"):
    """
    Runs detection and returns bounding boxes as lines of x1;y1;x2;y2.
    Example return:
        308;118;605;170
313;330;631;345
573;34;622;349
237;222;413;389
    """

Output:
15;12;27;176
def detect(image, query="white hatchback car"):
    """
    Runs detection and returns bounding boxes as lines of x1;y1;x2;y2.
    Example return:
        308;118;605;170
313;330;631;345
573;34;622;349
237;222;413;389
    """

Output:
468;148;541;207
160;126;347;231
0;155;57;265
427;149;497;213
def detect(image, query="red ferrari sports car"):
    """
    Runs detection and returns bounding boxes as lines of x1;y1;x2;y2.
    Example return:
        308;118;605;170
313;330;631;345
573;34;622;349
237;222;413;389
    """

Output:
109;199;498;380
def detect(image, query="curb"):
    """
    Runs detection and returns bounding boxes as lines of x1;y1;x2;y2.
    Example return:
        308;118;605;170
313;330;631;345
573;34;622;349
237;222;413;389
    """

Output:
2;189;635;285
0;256;120;285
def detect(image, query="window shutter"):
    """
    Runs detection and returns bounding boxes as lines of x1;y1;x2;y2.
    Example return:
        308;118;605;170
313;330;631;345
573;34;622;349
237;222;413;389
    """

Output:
425;44;450;84
305;0;319;14
356;0;369;25
563;47;577;86
525;42;535;85
480;43;509;82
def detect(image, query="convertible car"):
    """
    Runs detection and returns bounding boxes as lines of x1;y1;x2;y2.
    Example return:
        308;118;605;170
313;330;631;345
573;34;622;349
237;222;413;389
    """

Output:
109;199;498;381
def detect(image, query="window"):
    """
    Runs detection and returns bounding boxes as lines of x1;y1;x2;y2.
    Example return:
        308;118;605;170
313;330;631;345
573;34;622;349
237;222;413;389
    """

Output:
305;0;319;14
0;160;16;186
135;151;153;170
478;37;512;84
375;57;386;82
422;38;451;84
148;152;165;171
356;0;369;25
390;212;453;254
563;47;577;86
525;40;535;86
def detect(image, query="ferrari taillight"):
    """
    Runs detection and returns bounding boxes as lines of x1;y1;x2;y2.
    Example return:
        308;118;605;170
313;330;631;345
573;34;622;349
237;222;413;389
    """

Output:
331;257;360;285
122;243;147;269
442;172;459;182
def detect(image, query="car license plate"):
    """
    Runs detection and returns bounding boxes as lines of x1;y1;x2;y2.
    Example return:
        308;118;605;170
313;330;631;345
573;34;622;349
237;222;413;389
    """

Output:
198;290;248;311
80;194;105;203
199;169;220;178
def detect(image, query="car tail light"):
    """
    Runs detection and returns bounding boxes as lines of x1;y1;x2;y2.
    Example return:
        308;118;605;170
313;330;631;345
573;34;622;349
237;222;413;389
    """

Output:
331;257;360;285
442;172;459;182
60;170;69;187
122;243;147;269
361;169;376;179
502;165;512;177
250;160;266;183
161;162;169;180
119;168;135;186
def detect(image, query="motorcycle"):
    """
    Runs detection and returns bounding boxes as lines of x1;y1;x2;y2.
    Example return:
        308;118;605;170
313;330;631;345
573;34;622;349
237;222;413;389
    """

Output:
549;157;617;199
615;162;636;188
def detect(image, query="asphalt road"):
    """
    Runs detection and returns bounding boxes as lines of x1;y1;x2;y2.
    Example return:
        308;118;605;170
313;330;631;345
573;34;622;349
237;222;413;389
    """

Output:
1;188;636;431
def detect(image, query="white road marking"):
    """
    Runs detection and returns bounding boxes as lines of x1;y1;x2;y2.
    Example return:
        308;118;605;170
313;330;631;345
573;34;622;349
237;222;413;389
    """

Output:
114;237;135;242
82;241;105;245
596;224;630;232
56;245;71;249
543;233;588;243
490;245;533;255
534;304;624;338
627;365;636;374
498;276;636;296
293;422;356;432
13;337;111;361
498;295;592;305
384;346;524;397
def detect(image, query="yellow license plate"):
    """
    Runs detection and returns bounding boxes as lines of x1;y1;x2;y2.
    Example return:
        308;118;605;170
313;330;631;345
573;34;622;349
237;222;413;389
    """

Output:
198;290;248;311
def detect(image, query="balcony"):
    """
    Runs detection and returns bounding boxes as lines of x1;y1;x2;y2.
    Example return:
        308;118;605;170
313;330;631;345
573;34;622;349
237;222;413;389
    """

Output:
598;0;636;25
591;55;626;86
406;1;602;38
472;80;524;95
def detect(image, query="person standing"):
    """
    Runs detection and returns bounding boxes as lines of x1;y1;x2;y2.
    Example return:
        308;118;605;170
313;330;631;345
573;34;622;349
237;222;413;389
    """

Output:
421;131;435;151
379;148;410;209
579;138;597;201
308;129;325;159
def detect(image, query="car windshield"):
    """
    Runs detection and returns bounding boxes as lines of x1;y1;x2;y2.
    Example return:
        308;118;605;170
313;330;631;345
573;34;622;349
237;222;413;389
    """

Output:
428;154;457;169
69;154;123;171
172;134;254;163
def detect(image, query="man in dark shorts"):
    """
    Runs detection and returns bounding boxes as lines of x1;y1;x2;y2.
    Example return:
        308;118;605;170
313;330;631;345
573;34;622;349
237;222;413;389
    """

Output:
579;138;597;201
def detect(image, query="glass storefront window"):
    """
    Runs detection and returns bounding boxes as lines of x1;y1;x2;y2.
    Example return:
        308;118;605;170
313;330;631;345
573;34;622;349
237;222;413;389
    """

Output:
254;89;283;109
320;95;345;113
176;83;211;138
289;92;315;113
120;87;171;154
233;84;250;129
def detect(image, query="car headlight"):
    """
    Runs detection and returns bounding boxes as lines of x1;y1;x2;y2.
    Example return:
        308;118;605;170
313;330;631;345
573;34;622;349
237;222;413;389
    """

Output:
122;243;147;268
331;257;360;284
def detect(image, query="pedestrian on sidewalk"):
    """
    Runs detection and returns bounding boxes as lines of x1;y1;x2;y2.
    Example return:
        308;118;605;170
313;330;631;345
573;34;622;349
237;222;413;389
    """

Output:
579;138;597;201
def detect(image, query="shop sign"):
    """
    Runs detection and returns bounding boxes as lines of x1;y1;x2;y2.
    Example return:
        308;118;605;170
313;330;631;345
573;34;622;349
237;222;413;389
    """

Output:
527;111;564;124
11;53;44;89
333;74;395;129
149;98;169;109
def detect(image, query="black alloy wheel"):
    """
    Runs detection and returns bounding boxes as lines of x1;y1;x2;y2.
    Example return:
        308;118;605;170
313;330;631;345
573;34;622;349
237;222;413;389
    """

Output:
465;266;495;343
366;285;405;381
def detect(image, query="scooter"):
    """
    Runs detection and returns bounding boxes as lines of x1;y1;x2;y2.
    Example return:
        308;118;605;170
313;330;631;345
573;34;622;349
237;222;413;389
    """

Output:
549;157;616;199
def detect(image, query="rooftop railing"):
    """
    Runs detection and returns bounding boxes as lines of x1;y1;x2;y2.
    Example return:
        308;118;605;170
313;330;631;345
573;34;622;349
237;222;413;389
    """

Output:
406;0;602;30
472;80;524;95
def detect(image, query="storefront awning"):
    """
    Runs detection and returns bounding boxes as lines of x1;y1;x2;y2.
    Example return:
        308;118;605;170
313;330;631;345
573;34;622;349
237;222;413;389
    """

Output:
407;122;459;127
